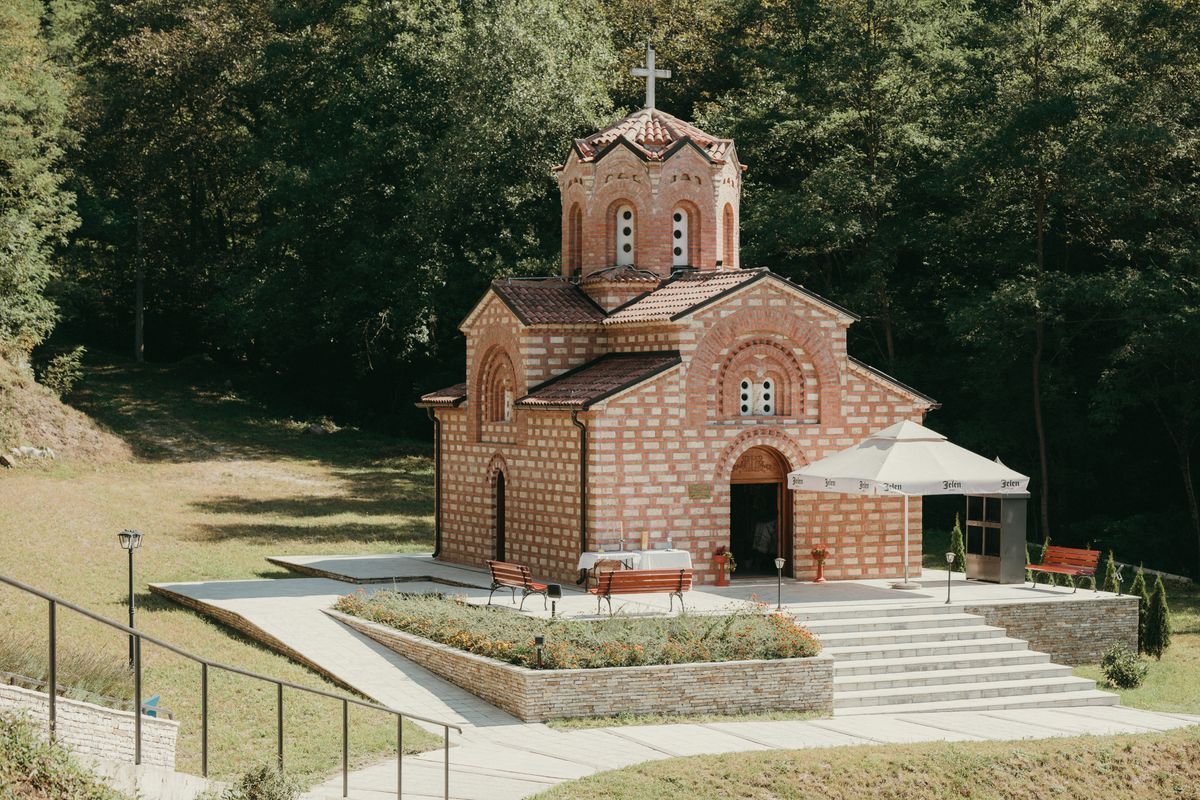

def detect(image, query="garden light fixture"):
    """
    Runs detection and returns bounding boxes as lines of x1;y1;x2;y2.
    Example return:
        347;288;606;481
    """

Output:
774;557;786;611
534;634;545;669
945;551;956;604
118;529;144;667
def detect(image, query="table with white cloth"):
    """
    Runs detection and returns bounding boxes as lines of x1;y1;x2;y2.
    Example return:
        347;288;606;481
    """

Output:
576;549;693;571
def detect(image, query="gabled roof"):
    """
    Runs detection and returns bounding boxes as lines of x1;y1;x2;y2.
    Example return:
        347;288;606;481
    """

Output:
464;278;606;328
417;383;467;408
603;270;760;325
848;357;940;408
571;108;734;165
517;352;681;409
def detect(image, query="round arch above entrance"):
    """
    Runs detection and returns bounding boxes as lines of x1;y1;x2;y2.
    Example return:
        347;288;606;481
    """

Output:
731;446;789;484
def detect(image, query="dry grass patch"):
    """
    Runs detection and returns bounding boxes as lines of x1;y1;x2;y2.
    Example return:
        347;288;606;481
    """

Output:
535;726;1200;800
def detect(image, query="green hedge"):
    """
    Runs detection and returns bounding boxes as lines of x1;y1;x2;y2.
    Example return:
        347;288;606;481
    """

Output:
334;592;820;670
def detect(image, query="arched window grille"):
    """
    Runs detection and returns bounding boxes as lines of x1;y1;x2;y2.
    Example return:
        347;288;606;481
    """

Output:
672;207;689;267
615;204;635;266
739;377;775;417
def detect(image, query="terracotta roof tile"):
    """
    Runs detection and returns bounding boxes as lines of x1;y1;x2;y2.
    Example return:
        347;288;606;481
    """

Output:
603;270;763;325
517;352;681;409
418;383;467;407
491;279;606;326
573;108;734;164
580;265;661;285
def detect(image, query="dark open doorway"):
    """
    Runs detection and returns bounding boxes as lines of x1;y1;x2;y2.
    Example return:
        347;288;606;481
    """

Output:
495;471;506;561
730;483;780;576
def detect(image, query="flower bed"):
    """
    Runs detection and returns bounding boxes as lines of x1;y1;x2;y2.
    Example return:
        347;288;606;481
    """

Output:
333;591;820;669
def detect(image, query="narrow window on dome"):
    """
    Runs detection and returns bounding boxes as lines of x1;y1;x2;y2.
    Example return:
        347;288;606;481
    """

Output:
615;204;635;266
672;208;689;267
740;377;777;417
739;378;752;416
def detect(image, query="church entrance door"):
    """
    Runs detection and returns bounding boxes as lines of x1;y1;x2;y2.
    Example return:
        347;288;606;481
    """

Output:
729;447;792;578
495;471;507;561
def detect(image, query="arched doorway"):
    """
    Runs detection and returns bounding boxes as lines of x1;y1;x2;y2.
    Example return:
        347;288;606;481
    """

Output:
494;471;507;561
729;446;793;577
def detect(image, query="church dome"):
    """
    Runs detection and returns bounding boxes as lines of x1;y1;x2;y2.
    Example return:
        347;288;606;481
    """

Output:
571;108;734;164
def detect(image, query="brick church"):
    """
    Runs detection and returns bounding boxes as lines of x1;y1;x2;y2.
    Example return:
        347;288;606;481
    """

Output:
418;49;937;586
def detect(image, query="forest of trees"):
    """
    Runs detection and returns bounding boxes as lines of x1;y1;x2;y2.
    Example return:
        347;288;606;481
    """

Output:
2;0;1200;576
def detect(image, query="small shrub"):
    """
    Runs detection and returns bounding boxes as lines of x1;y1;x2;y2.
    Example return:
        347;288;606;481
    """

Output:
0;711;127;799
201;763;302;800
949;515;966;573
1100;643;1148;689
1129;565;1150;653
39;346;86;397
1037;535;1056;587
1145;575;1173;660
1101;551;1120;593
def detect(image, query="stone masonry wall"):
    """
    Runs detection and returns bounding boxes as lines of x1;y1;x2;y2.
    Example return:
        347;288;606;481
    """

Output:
329;610;833;722
964;596;1139;665
0;683;177;769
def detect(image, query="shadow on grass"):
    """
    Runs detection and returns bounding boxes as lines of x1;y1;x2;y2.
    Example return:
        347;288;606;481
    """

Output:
67;353;429;467
196;522;432;547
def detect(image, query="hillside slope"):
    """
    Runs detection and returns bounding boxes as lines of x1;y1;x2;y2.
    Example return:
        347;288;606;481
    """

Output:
0;354;131;465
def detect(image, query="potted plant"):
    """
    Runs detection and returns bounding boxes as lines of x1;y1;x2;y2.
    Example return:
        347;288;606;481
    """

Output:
811;546;831;583
713;546;736;587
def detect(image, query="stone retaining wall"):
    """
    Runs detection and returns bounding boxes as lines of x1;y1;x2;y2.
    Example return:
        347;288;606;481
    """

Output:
0;683;178;768
328;610;834;722
964;595;1139;665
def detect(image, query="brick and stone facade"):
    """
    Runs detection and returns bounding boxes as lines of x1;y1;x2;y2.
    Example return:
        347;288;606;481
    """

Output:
330;610;834;722
964;596;1140;665
421;95;937;587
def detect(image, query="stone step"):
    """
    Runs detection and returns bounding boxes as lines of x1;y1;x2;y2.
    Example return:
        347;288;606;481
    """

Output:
824;635;1030;661
793;603;963;623
834;688;1120;716
833;648;1051;676
834;675;1098;709
802;612;985;635
816;624;1006;649
834;662;1073;692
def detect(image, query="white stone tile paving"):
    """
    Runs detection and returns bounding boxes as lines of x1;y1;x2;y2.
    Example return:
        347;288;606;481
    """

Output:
149;558;1200;800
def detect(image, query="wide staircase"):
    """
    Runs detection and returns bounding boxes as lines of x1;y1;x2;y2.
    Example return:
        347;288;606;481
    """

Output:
794;603;1118;716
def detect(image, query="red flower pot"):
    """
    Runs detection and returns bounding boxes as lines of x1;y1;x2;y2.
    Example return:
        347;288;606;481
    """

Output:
814;562;826;583
713;555;730;587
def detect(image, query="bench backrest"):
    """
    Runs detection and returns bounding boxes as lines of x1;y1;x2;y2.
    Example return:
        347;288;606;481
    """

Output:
1041;546;1101;571
486;560;535;589
597;569;692;595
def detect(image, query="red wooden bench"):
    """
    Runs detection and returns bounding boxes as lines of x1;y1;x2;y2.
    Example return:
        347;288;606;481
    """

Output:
485;560;548;611
589;569;693;615
1026;545;1101;592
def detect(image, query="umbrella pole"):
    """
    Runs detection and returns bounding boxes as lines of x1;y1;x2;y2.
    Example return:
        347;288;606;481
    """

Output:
903;493;909;584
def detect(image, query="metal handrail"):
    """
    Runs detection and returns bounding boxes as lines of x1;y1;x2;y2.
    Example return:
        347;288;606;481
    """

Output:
0;573;461;798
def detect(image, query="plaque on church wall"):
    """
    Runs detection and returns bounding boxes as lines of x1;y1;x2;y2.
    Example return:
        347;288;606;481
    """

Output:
687;483;712;500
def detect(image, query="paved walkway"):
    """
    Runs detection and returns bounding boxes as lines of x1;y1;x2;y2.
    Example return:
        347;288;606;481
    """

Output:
149;556;1200;799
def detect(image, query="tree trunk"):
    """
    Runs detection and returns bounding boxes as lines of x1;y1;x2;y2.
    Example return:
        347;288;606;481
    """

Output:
134;206;145;363
1180;447;1200;580
1032;318;1050;539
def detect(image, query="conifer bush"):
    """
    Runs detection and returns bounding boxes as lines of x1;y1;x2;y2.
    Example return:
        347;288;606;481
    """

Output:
1037;536;1056;587
1102;551;1121;594
1144;576;1172;660
1100;643;1148;689
950;514;966;573
1129;565;1150;653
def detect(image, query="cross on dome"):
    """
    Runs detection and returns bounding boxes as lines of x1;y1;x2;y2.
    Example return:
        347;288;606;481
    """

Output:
630;43;671;109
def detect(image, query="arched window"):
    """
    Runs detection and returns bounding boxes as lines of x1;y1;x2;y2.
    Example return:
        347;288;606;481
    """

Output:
482;350;516;424
567;204;583;276
722;203;735;268
615;204;635;266
672;207;689;267
739;377;776;416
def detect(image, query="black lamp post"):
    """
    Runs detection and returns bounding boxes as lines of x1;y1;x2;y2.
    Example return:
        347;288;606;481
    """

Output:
774;557;786;612
118;530;144;667
944;551;956;604
534;634;545;669
547;584;562;618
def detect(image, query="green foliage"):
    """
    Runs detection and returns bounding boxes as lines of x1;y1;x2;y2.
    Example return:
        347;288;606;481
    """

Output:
1103;551;1121;594
949;514;966;574
1100;643;1148;689
0;0;78;353
335;592;821;669
1037;536;1057;587
199;763;301;800
0;711;128;799
1130;565;1150;653
1025;544;1033;583
39;346;86;397
1145;575;1173;660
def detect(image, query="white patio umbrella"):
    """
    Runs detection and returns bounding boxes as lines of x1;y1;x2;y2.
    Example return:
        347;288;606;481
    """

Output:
786;421;1030;588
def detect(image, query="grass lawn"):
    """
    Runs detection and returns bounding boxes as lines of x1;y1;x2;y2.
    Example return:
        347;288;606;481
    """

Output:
0;354;439;785
533;727;1200;799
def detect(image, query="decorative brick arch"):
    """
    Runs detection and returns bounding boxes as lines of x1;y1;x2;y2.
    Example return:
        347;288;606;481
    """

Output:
485;453;510;484
714;428;808;485
685;306;842;425
484;453;510;562
470;331;523;440
718;339;809;419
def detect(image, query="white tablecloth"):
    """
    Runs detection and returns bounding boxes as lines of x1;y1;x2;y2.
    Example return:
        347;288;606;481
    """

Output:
577;549;693;571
